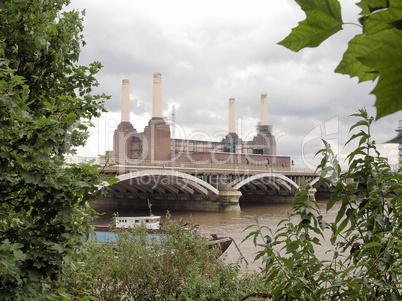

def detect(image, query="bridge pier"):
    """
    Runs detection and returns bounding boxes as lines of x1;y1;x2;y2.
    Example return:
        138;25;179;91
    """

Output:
216;187;242;210
214;175;242;211
218;187;242;203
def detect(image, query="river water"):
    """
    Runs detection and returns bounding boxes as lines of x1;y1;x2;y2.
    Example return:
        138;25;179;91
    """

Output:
90;200;341;271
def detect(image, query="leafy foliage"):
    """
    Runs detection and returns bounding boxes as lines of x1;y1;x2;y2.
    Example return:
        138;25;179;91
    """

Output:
0;1;115;298
244;186;333;299
279;0;402;119
278;0;343;51
50;217;264;300
245;109;402;300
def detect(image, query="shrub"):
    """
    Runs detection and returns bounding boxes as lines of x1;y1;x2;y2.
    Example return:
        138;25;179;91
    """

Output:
50;216;264;300
245;109;402;300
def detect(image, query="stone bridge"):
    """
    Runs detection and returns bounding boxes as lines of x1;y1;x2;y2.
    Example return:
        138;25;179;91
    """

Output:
66;157;330;212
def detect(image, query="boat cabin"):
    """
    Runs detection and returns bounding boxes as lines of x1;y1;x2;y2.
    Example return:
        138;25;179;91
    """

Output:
115;215;161;230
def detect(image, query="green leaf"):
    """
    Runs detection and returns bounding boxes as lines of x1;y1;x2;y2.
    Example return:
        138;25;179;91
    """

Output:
357;0;390;16
278;0;343;51
10;243;27;261
349;118;370;131
357;29;402;119
365;241;383;248
345;130;366;146
51;243;65;253
18;145;30;151
326;194;338;211
335;203;346;224
361;0;402;35
335;217;349;237
335;34;379;83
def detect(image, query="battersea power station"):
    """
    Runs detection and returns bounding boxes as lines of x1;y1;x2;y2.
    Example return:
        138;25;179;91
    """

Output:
96;73;308;212
108;73;290;169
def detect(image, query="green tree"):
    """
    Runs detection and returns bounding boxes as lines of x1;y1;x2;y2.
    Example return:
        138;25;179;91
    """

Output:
279;0;402;120
0;1;114;298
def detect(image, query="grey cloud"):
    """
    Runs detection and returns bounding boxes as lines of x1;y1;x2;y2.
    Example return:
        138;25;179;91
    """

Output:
69;0;400;166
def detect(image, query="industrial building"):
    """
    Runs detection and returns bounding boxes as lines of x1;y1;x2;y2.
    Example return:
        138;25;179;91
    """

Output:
107;73;291;170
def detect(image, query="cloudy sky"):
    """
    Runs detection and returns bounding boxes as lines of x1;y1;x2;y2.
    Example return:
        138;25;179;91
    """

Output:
68;0;400;170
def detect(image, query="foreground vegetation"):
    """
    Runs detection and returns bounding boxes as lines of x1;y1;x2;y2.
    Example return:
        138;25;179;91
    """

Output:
245;110;402;300
0;1;115;298
47;218;265;300
240;1;402;296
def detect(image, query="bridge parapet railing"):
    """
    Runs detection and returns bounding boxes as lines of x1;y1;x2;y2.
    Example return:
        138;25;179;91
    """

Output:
65;156;317;175
107;159;316;175
114;159;288;171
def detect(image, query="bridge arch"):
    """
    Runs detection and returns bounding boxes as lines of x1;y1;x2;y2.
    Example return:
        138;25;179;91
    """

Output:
105;169;219;201
229;173;299;194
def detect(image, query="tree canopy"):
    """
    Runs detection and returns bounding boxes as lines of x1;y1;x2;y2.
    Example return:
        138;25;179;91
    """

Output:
0;0;114;298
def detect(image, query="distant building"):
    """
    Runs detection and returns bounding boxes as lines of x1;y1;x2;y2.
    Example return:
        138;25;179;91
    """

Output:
107;74;291;170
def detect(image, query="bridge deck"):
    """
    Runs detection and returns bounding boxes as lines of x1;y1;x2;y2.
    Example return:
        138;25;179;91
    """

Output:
65;156;316;177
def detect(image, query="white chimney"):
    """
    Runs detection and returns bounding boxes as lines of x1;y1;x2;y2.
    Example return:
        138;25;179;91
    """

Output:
260;93;268;126
121;79;130;122
152;73;162;118
229;98;236;133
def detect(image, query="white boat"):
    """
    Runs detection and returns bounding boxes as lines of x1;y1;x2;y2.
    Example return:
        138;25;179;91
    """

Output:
115;215;161;230
91;214;162;243
114;200;161;230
